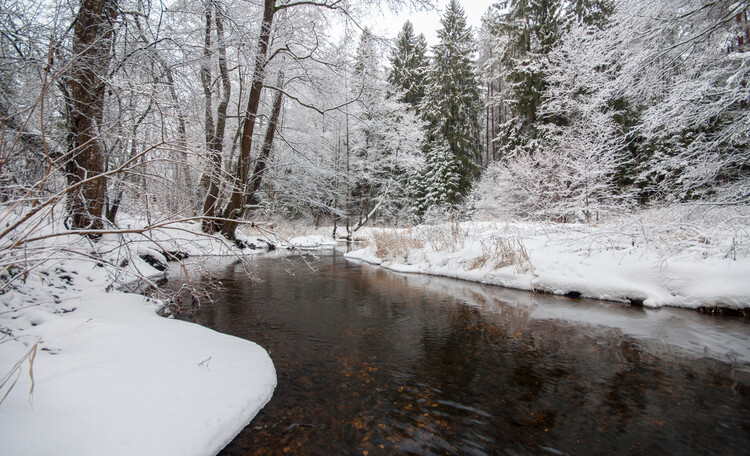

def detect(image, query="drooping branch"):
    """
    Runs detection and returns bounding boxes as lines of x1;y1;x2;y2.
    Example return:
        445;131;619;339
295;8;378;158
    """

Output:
263;84;363;115
274;0;342;12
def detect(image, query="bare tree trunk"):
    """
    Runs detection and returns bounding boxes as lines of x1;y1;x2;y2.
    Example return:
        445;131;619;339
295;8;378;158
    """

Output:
246;73;283;207
64;0;118;233
200;1;232;233
200;3;219;232
220;0;275;239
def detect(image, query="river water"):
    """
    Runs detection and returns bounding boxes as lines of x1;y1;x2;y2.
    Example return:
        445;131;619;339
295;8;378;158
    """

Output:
168;250;750;455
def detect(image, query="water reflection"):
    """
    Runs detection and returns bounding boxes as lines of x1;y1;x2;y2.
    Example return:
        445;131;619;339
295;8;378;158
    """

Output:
167;252;750;455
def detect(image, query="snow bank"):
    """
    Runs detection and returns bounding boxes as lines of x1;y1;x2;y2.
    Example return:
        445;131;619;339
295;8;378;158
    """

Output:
345;214;750;312
285;234;338;250
1;215;276;456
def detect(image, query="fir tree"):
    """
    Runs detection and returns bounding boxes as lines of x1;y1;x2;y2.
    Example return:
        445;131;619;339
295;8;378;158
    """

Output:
388;21;430;111
421;0;482;203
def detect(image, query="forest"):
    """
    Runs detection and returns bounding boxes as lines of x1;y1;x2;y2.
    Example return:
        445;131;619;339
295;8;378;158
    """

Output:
1;0;747;250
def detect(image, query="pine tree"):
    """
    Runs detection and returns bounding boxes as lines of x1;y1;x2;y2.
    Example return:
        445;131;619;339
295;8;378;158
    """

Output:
421;0;482;203
388;21;430;111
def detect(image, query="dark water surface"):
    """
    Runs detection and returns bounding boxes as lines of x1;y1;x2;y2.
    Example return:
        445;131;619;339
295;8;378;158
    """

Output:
168;251;750;456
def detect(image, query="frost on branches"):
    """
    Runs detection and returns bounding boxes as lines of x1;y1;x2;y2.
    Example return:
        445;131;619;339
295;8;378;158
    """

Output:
477;0;750;221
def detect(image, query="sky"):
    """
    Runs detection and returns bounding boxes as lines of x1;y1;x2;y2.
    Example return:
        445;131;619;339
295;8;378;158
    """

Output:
371;0;498;46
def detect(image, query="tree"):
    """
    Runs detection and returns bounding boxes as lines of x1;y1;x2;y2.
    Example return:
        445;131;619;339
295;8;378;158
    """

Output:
350;29;425;228
421;0;482;203
551;0;750;203
617;0;750;203
566;0;614;29
418;139;460;212
483;0;562;125
388;21;429;111
200;0;232;233
62;0;118;232
218;0;437;239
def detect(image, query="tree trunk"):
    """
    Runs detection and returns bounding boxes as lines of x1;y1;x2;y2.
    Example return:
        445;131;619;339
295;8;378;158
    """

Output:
220;0;275;239
200;4;219;232
246;73;283;206
200;1;232;233
64;0;118;233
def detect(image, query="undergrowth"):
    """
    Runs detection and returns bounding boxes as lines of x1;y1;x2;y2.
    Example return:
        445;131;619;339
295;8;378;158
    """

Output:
373;229;423;262
470;237;534;274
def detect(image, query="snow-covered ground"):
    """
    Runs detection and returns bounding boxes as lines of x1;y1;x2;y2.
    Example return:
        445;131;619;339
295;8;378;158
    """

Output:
345;206;750;312
1;211;276;456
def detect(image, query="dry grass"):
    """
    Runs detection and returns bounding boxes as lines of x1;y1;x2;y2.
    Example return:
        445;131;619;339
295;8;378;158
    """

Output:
373;229;423;262
470;237;534;274
426;221;468;252
0;338;38;406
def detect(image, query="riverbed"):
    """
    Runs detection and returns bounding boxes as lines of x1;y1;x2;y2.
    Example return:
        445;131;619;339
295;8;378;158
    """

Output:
167;250;750;455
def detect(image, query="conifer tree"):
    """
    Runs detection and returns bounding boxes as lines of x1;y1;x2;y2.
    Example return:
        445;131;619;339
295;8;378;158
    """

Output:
351;29;426;224
418;140;460;212
567;0;614;29
421;0;482;204
388;21;430;111
492;0;563;124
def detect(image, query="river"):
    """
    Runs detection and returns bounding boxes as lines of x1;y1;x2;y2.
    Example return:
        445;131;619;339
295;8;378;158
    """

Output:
167;249;750;455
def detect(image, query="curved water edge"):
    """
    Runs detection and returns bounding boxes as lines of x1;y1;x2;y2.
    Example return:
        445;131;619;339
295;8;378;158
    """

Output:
165;250;750;455
344;256;750;371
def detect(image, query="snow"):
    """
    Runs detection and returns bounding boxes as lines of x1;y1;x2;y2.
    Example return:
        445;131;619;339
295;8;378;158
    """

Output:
286;235;338;250
345;211;750;311
0;211;277;456
379;268;750;368
2;203;749;455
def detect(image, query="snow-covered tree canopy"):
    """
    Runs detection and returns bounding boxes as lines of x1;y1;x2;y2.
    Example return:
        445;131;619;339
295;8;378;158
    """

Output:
476;0;750;221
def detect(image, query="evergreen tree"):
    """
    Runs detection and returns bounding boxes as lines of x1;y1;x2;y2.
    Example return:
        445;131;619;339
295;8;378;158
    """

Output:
567;0;614;29
388;21;430;111
485;0;563;124
350;29;426;224
421;0;482;203
418;140;461;211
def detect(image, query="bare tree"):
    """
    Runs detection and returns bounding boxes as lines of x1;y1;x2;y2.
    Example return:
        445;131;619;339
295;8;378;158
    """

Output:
62;0;118;233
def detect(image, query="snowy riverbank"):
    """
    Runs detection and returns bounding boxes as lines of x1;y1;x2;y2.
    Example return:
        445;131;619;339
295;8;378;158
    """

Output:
0;216;276;456
344;207;750;312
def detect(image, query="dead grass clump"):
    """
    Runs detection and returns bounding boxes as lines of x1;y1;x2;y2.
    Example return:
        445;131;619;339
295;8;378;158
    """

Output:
470;237;534;274
427;221;468;252
373;230;423;262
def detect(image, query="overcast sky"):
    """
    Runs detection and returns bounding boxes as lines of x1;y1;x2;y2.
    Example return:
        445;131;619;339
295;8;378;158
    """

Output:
368;0;497;46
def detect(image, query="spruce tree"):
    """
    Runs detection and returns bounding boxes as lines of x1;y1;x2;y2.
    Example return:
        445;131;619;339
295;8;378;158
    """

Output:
350;29;427;224
388;21;430;111
421;0;482;203
567;0;614;29
418;140;460;212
